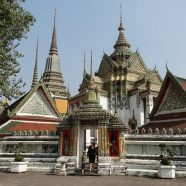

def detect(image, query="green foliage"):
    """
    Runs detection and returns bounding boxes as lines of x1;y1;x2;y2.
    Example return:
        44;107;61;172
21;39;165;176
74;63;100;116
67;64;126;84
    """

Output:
160;159;171;166
14;154;24;162
14;142;26;161
159;143;175;166
0;0;35;101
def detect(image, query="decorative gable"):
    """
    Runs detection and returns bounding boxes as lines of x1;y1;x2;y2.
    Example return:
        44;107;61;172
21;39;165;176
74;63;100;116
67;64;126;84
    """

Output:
130;58;146;72
158;82;186;113
16;89;58;118
97;60;112;76
149;73;162;84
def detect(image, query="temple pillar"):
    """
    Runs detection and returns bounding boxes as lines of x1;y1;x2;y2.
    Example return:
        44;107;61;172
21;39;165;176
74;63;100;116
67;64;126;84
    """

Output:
98;120;109;157
119;131;126;159
98;127;102;156
72;127;78;156
109;81;113;111
59;129;63;156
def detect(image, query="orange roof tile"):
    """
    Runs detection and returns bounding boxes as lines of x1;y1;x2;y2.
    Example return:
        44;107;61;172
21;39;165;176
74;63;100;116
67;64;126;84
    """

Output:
10;123;58;131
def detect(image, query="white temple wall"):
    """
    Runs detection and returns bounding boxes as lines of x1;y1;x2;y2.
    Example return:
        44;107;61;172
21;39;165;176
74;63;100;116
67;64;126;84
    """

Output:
0;143;2;153
139;97;145;126
117;107;130;126
146;95;154;124
129;95;145;127
0;136;59;154
125;134;186;156
99;95;108;111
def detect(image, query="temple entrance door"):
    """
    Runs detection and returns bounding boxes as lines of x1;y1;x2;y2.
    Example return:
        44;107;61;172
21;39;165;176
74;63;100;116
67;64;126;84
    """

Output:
78;123;98;168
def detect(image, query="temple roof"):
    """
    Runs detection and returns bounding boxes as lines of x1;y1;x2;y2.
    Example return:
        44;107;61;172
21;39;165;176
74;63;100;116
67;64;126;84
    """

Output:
43;12;68;97
73;77;110;119
143;70;186;129
110;6;131;60
0;81;62;126
63;83;127;129
151;69;186;116
176;76;186;91
0;121;58;134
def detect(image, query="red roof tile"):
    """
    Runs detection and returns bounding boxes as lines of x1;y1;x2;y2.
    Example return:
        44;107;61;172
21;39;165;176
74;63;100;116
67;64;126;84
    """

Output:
11;115;62;122
176;77;186;90
10;123;58;131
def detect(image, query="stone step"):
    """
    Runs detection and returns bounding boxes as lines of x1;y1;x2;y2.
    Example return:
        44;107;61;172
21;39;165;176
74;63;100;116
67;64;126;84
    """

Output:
27;166;54;172
0;166;9;172
69;168;100;176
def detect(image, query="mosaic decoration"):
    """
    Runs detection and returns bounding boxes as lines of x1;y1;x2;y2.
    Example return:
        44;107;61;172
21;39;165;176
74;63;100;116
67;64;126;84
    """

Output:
159;82;186;112
17;90;57;117
98;59;111;76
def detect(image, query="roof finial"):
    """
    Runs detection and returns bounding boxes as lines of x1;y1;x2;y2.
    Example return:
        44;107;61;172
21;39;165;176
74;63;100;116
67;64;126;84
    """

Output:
90;50;93;77
112;3;131;51
49;9;58;55
31;37;39;88
83;52;86;77
166;61;168;71
154;64;157;71
119;3;124;31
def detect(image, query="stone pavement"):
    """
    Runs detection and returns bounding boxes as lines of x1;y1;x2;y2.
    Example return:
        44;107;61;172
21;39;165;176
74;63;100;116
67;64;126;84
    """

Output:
0;172;186;186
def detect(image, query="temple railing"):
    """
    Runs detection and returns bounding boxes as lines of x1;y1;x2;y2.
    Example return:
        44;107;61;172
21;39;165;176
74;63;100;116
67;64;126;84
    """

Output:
127;127;186;135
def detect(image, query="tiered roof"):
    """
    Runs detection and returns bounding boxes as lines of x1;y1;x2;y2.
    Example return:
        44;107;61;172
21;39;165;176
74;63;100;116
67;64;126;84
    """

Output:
0;82;62;135
143;70;186;129
43;11;68;97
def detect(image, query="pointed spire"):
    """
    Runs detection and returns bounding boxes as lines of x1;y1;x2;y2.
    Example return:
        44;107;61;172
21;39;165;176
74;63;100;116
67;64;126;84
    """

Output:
49;9;58;55
166;61;168;71
113;4;130;49
83;52;86;77
88;50;95;89
118;3;124;31
31;37;39;88
90;50;93;76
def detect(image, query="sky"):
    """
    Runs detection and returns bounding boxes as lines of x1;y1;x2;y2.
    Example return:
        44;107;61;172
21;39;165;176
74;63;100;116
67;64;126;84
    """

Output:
18;0;186;95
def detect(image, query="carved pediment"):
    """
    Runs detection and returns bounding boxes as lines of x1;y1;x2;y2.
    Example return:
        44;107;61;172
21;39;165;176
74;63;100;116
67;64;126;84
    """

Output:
17;89;58;118
97;60;112;76
149;73;162;84
128;53;147;73
97;54;116;76
159;82;186;113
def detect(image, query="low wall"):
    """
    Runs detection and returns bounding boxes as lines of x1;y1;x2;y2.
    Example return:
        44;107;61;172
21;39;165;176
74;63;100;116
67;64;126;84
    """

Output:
0;136;59;154
125;133;186;157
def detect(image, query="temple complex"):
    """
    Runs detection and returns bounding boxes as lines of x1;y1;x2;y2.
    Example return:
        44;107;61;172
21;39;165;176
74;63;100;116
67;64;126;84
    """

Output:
69;10;162;129
1;7;186;177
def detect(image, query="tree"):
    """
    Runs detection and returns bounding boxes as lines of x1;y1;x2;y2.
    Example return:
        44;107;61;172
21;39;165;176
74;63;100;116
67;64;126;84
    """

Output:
0;0;35;102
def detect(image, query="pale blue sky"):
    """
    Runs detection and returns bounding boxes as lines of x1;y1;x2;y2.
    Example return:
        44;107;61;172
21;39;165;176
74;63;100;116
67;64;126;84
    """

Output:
18;0;186;95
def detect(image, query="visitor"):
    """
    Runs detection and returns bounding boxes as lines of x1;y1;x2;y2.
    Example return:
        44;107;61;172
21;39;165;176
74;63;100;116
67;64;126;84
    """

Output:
95;145;98;163
87;143;96;171
81;151;86;176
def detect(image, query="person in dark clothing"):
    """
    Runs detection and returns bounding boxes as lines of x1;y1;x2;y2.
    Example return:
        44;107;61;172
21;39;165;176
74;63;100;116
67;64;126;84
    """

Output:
95;146;98;162
87;143;96;171
81;151;86;176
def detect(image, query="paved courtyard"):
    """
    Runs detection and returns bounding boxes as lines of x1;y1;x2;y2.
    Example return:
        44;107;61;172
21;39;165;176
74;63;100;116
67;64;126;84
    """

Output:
0;172;186;186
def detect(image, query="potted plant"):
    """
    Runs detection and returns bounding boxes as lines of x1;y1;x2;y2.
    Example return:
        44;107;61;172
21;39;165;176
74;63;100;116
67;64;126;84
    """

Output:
158;143;176;178
10;143;28;173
